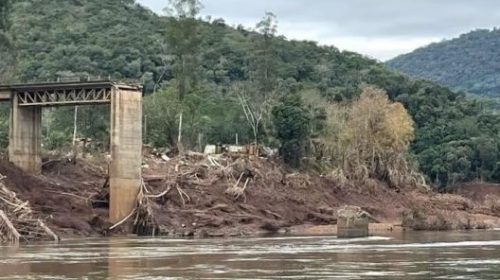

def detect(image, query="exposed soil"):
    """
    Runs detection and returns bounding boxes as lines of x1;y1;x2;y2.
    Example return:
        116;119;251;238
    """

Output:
0;157;109;237
1;153;500;239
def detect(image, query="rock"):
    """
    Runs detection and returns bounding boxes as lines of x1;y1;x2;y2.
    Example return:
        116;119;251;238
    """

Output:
260;222;280;232
337;205;370;238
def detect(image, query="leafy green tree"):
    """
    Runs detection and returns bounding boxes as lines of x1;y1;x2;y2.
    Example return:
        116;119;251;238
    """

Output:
44;106;110;151
473;137;498;180
272;92;310;167
164;0;203;149
144;87;181;148
144;83;252;150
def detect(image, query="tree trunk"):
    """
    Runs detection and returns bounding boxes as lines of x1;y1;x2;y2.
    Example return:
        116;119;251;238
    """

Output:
143;114;147;144
177;110;183;153
72;106;78;145
72;106;78;163
253;126;259;156
197;132;202;152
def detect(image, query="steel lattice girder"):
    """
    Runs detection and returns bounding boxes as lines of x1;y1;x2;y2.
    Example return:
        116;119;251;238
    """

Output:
17;87;112;106
0;81;141;107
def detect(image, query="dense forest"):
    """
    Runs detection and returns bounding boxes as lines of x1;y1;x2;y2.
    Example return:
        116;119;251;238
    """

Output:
1;0;500;189
387;28;500;97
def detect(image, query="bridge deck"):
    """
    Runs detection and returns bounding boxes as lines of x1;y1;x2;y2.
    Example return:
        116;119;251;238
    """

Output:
0;81;141;106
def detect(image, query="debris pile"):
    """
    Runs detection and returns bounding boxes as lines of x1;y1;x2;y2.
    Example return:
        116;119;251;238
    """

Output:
100;151;351;237
0;174;59;243
112;153;287;236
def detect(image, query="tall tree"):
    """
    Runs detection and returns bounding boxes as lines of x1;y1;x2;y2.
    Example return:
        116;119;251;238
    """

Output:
252;12;278;95
272;92;310;167
237;12;280;149
235;82;264;149
164;0;203;150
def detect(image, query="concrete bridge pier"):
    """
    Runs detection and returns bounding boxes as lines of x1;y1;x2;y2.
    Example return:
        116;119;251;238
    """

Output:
8;94;42;174
109;87;143;224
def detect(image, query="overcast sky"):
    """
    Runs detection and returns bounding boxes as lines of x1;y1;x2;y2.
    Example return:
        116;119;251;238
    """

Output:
137;0;500;61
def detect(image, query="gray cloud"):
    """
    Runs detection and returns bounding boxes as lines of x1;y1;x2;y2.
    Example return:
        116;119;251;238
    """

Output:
137;0;500;60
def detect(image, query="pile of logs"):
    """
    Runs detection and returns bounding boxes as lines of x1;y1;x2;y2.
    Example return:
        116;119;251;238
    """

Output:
0;174;59;243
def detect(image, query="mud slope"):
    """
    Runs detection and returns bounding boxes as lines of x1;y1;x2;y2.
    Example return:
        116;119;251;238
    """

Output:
0;159;109;237
0;154;499;238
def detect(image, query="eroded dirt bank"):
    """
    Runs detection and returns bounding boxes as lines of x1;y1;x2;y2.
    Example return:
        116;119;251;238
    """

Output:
1;154;500;239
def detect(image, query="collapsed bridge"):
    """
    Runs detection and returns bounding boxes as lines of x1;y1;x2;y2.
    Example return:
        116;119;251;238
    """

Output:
0;81;143;224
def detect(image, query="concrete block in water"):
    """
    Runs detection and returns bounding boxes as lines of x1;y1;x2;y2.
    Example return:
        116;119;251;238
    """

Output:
337;205;369;238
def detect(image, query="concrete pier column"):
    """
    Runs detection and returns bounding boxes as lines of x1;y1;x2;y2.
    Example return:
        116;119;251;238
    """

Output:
8;94;42;174
109;86;142;224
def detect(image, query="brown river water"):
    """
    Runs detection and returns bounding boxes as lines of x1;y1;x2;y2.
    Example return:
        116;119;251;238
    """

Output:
1;230;500;279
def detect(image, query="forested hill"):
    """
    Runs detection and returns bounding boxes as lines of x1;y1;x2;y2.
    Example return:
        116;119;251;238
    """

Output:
7;0;380;90
387;28;500;97
9;0;382;92
10;0;163;84
4;0;500;188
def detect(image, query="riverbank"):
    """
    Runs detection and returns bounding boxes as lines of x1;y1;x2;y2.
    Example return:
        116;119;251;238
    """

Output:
1;153;500;240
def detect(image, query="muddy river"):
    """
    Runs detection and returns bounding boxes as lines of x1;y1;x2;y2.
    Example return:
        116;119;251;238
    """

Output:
1;230;500;279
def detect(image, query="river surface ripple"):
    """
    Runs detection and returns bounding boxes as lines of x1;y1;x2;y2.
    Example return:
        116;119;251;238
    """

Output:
1;229;500;279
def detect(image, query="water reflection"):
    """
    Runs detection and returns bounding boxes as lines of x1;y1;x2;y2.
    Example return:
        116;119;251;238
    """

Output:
0;230;499;279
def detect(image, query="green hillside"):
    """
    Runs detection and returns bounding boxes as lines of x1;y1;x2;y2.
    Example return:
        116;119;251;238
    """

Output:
2;0;500;188
387;28;500;97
